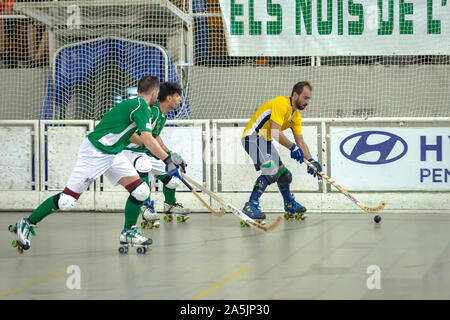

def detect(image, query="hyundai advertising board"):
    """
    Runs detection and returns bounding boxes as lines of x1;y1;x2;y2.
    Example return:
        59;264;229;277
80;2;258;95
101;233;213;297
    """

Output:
330;127;450;191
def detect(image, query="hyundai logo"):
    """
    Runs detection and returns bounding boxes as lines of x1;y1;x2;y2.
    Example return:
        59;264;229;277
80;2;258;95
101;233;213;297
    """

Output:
340;131;408;165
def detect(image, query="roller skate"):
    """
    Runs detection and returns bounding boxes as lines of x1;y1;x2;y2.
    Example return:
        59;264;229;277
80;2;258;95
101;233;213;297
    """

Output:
163;202;190;223
8;218;37;254
241;200;266;228
118;226;152;255
283;194;307;221
140;200;160;230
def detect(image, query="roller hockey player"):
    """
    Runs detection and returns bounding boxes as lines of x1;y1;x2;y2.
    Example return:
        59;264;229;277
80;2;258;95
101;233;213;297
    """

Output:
241;81;322;224
122;82;190;228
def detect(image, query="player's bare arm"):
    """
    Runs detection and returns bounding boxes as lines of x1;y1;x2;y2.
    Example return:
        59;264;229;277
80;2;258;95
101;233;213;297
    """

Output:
140;131;169;161
156;136;170;153
129;133;143;146
293;133;312;160
270;121;294;150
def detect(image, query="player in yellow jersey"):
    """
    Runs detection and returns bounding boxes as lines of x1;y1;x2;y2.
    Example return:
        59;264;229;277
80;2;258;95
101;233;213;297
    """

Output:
241;81;322;221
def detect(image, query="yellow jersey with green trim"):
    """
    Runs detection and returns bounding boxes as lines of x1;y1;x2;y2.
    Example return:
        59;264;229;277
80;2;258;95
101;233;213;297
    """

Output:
242;96;302;141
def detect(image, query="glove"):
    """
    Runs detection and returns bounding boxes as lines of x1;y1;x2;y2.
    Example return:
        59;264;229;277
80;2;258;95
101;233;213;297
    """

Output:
289;143;304;164
307;158;322;180
163;155;182;179
169;151;187;174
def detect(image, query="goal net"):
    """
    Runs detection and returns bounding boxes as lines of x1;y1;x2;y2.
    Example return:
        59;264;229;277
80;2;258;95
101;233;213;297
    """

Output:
1;0;449;120
187;0;450;119
2;0;190;120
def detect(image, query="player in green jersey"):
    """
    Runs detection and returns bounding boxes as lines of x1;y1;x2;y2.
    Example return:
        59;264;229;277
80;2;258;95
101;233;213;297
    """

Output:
9;76;183;254
122;82;190;228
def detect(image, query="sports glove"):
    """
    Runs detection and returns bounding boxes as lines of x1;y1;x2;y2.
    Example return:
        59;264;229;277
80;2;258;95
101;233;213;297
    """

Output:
289;143;304;164
307;158;322;180
163;155;182;179
169;151;187;174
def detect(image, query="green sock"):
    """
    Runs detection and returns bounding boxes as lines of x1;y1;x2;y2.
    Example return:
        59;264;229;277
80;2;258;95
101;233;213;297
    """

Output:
124;197;143;229
163;186;176;205
141;174;151;202
28;194;59;224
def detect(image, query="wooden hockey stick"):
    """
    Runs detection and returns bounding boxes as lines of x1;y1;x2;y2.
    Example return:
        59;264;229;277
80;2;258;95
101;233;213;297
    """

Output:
181;173;282;233
179;176;226;217
304;159;386;213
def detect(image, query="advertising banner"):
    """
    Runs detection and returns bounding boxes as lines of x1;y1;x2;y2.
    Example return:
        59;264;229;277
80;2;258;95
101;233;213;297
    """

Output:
218;0;450;56
330;127;450;191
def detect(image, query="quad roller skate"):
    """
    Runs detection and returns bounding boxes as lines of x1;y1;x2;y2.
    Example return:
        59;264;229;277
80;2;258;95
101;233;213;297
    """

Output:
140;200;160;230
8;218;36;254
118;226;152;255
163;202;190;223
283;194;307;221
241;201;266;228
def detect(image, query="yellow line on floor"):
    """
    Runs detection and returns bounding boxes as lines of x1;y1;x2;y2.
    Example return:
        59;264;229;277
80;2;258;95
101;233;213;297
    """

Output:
0;268;67;297
190;266;251;300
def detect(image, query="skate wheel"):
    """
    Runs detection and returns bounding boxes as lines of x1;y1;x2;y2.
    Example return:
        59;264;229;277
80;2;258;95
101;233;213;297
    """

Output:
141;221;147;229
145;247;152;253
300;214;307;221
284;213;291;220
11;240;18;248
155;224;160;229
118;246;128;254
17;247;24;254
176;216;184;223
8;225;14;232
294;214;301;221
169;215;173;222
240;220;247;228
136;247;145;254
148;222;153;229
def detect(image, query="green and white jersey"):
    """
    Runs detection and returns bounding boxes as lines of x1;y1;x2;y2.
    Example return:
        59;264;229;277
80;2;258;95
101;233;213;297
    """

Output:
124;102;167;159
88;97;152;154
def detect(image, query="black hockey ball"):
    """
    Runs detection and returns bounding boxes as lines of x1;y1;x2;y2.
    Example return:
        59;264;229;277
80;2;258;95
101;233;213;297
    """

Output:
374;215;381;223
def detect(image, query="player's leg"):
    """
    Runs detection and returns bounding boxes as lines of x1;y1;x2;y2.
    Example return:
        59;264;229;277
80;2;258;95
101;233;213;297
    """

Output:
15;139;101;250
105;153;152;248
123;150;158;228
277;165;307;219
241;135;280;221
151;158;190;221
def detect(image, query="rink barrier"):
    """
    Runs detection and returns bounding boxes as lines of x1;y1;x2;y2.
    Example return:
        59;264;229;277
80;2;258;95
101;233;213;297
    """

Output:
0;118;449;213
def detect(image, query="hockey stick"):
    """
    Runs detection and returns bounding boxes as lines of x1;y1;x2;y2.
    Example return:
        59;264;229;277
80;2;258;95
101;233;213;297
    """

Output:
179;176;226;217
304;159;386;213
181;173;282;233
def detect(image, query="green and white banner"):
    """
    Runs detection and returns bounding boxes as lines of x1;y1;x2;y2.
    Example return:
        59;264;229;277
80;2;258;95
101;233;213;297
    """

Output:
218;0;450;56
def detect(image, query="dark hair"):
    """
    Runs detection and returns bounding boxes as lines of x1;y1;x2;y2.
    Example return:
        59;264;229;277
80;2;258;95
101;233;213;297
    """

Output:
291;81;312;97
137;76;159;94
158;82;182;102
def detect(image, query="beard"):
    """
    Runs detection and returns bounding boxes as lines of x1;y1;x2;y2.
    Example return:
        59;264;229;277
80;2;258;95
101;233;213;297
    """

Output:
296;100;307;110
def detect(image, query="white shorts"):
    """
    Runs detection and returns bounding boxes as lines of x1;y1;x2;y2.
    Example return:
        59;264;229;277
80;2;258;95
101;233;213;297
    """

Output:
122;150;166;182
66;139;139;194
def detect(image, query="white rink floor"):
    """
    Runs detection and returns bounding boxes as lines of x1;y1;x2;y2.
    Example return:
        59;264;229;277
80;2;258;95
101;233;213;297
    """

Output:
1;212;450;300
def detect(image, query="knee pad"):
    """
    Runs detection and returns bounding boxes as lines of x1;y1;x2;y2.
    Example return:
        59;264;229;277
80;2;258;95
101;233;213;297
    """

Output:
57;193;77;211
134;156;152;174
164;176;181;189
130;182;150;202
278;168;292;186
261;161;280;184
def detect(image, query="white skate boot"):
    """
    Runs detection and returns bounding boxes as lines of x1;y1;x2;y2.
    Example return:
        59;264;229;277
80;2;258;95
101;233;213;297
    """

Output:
8;218;37;253
140;200;160;229
118;226;152;254
163;202;190;223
